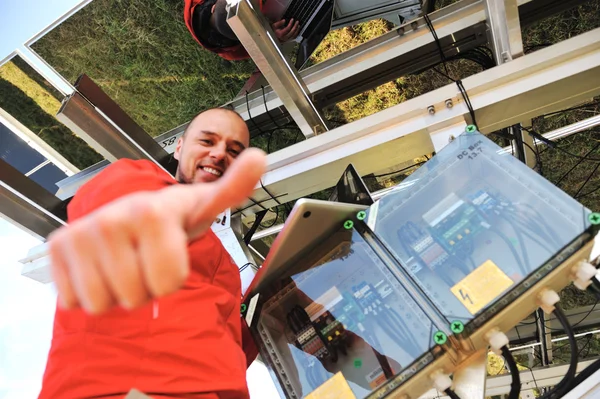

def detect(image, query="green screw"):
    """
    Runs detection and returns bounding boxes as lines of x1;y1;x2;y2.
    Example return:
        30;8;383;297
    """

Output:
450;321;465;334
589;212;600;225
357;211;367;220
344;220;354;230
433;331;448;345
241;304;247;313
466;124;477;133
354;358;363;368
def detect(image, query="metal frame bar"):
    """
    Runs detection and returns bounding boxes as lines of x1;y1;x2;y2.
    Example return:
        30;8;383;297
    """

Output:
228;0;489;134
331;0;421;30
239;28;600;217
226;0;328;138
15;46;76;96
56;91;170;168
0;159;66;240
73;74;172;168
484;0;524;63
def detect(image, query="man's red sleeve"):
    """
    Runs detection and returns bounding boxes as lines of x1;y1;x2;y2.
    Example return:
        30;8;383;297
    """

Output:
241;318;259;367
67;159;175;222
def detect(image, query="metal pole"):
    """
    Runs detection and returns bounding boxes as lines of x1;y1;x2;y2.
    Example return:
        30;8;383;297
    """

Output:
57;92;170;169
226;0;328;138
0;159;66;240
483;0;524;64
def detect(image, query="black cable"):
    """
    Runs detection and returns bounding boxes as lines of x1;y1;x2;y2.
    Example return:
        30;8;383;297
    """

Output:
524;43;554;52
513;204;562;247
424;14;450;78
568;357;600;391
539;304;578;399
261;85;283;129
261;207;280;228
488;228;528;275
536;100;600;119
525;127;600;161
245;91;268;137
521;141;541;170
577;184;600;200
267;129;275;154
554;142;600;186
326;118;348;126
444;388;461;399
423;15;479;128
385;307;421;355
232;192;289;215
244;210;267;245
575;161;600;198
368;160;427;178
425;0;436;14
503;214;557;255
501;346;521;399
513;324;542;392
456;80;477;128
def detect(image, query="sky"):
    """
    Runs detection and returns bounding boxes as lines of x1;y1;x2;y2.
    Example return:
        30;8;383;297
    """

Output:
0;218;280;398
0;219;54;399
0;0;90;61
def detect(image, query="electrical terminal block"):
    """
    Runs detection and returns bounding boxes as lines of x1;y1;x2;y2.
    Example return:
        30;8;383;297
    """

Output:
572;260;598;290
430;370;453;393
537;289;560;314
297;325;317;345
485;328;509;356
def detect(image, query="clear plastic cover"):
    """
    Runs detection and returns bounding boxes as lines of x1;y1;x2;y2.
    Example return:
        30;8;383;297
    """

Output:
252;228;443;399
365;130;591;324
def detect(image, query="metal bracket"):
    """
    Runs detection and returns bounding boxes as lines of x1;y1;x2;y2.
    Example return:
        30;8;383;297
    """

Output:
226;0;328;138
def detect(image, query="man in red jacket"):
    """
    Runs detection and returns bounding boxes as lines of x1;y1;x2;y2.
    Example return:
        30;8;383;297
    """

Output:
39;108;266;398
184;0;300;60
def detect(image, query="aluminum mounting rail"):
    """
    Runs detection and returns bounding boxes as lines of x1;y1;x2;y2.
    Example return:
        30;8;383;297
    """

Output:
226;0;328;138
240;28;600;217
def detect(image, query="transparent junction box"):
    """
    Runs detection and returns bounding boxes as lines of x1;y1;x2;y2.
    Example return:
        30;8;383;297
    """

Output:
242;128;597;399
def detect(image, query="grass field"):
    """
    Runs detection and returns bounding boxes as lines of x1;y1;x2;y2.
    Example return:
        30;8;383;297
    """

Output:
32;0;256;137
0;58;102;169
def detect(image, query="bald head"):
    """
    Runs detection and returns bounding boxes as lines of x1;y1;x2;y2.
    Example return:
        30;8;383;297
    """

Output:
174;108;250;184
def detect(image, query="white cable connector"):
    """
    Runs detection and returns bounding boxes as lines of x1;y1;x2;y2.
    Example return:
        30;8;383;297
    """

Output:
572;261;597;290
538;289;560;314
430;370;453;393
486;329;509;355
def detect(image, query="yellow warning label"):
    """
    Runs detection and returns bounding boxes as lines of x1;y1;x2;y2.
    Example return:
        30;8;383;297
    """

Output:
305;372;356;399
451;260;514;315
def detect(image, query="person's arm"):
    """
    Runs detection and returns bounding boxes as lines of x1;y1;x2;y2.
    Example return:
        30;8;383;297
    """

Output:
48;150;266;314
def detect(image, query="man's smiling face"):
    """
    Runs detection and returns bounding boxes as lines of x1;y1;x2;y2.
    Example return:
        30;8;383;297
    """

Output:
174;109;250;184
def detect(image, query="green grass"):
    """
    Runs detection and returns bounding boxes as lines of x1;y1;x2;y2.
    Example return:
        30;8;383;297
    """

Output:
32;0;256;137
0;58;102;169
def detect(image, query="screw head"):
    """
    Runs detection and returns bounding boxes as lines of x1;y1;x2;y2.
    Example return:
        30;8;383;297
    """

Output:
589;212;600;225
344;220;354;230
445;99;453;109
427;105;435;115
411;21;419;30
433;331;448;345
466;125;477;133
450;321;465;334
357;211;367;220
